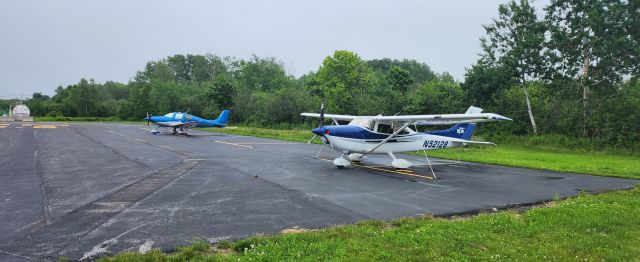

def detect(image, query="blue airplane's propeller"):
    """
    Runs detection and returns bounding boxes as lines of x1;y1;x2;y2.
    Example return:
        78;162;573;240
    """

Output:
146;112;151;126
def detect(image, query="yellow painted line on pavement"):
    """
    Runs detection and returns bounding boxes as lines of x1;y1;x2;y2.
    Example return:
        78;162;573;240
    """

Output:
22;123;34;126
0;126;7;129
33;125;57;129
213;140;254;149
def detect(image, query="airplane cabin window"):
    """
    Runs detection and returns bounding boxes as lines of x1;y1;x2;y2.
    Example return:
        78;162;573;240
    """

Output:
397;128;411;135
375;123;412;135
376;123;393;134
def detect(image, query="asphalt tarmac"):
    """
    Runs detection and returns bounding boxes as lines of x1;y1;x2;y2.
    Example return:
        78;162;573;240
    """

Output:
0;122;637;261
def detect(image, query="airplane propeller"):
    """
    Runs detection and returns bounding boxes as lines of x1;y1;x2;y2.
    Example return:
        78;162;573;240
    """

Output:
146;112;151;126
307;99;325;144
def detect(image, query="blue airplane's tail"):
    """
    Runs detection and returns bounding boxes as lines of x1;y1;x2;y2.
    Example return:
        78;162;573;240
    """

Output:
427;123;476;140
215;110;230;125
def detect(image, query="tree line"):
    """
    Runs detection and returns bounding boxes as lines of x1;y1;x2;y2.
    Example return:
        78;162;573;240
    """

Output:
8;0;639;147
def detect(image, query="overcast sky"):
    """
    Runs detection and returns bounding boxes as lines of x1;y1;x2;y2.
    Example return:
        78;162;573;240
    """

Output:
0;0;548;98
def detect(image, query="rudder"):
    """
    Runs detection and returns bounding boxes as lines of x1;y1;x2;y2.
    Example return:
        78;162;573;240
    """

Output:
216;110;230;125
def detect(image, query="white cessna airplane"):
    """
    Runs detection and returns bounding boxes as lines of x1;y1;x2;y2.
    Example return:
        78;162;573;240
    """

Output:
301;106;511;169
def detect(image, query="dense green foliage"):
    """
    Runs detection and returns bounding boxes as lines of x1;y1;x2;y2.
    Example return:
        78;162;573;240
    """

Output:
3;0;638;149
101;186;640;261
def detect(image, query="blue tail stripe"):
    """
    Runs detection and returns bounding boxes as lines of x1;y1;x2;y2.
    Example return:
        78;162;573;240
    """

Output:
426;123;476;140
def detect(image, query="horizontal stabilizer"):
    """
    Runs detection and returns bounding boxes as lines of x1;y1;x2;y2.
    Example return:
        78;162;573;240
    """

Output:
446;137;496;145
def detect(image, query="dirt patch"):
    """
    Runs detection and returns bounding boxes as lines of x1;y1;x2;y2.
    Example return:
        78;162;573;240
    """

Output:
280;226;316;234
211;246;234;256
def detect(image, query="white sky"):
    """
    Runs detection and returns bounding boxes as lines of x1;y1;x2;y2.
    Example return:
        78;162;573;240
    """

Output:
0;0;548;98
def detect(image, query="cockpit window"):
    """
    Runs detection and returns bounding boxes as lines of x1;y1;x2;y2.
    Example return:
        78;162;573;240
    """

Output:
376;123;393;134
349;117;374;130
375;123;414;135
175;113;184;119
164;113;174;117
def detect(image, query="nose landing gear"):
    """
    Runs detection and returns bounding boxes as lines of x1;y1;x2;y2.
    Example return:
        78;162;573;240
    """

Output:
333;151;353;168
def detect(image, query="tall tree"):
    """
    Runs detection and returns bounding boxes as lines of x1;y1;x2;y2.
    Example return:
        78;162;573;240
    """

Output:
482;0;545;135
545;0;640;136
235;56;293;91
309;50;375;114
388;66;414;92
462;61;516;108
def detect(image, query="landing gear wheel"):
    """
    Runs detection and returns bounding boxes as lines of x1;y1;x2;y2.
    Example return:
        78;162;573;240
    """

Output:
391;159;412;169
333;156;351;168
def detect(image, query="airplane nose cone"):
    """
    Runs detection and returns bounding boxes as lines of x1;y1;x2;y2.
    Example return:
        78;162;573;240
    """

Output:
312;127;325;136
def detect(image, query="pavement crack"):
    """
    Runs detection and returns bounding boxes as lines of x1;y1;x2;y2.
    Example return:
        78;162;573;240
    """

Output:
0;249;41;261
0;159;202;260
70;126;153;169
79;222;151;261
33;129;52;225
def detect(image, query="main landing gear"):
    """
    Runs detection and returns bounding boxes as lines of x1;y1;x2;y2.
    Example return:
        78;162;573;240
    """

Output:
332;152;413;169
331;151;437;180
149;126;191;136
333;152;367;168
387;152;413;169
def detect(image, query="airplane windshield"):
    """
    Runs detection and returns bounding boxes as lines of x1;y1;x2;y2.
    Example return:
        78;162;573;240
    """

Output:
349;117;374;130
164;113;174;117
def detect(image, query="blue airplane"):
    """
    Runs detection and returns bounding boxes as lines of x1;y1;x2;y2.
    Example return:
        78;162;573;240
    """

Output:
144;110;230;135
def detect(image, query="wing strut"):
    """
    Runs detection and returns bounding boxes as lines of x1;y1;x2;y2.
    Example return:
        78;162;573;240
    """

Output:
365;121;414;154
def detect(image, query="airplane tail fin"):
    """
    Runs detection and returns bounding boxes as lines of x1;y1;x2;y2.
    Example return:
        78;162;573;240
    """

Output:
426;106;482;140
427;123;477;140
215;110;230;125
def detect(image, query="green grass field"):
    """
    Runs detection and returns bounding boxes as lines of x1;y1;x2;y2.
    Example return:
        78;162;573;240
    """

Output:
99;126;640;261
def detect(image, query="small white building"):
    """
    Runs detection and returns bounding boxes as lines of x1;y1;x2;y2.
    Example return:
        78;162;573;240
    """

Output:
12;103;31;121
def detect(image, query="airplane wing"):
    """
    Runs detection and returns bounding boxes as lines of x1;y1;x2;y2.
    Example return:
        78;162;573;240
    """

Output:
375;113;512;125
163;121;199;128
300;113;357;121
446;136;496;145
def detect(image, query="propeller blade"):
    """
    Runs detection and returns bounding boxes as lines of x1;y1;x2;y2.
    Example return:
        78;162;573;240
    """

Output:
318;98;325;128
146;112;150;126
